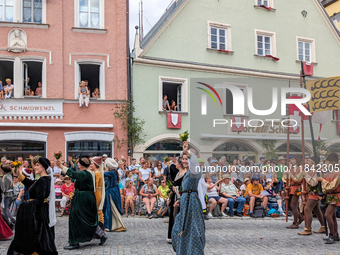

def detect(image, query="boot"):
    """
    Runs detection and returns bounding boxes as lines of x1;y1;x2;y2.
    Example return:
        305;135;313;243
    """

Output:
298;228;312;235
64;244;80;250
297;214;304;225
99;235;108;246
325;234;335;244
313;226;326;234
286;223;299;229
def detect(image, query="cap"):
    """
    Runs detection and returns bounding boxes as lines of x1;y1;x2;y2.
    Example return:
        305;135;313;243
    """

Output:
259;157;265;160
244;178;250;182
289;155;293;159
102;154;108;158
277;156;285;161
210;159;218;164
198;158;204;163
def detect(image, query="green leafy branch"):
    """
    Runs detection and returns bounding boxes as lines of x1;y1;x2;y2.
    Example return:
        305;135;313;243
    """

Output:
261;140;278;160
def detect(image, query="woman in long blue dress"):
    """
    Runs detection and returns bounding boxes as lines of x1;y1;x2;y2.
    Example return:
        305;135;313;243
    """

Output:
103;158;127;232
172;141;205;255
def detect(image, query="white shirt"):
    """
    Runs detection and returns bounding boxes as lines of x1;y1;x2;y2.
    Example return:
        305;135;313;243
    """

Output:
153;167;163;177
140;168;151;181
51;166;60;183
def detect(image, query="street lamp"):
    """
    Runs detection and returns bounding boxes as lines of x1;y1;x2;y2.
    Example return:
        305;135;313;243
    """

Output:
301;10;307;18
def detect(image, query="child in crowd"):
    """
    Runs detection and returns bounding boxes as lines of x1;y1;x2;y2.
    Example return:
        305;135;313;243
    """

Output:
125;171;134;187
263;181;284;215
54;179;62;199
131;169;139;190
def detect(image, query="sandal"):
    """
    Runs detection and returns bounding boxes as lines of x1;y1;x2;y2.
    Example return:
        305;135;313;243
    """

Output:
125;213;128;217
131;213;135;217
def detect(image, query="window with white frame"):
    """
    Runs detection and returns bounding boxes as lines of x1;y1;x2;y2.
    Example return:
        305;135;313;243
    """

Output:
257;0;269;6
22;61;43;97
257;34;271;56
78;0;102;29
298;41;312;62
23;0;42;23
210;27;227;50
332;110;340;121
0;0;14;22
160;77;187;112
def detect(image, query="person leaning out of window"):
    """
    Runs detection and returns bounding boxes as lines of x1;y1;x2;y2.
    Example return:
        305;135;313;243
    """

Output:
92;87;100;98
78;81;90;107
169;100;177;111
162;95;170;111
3;78;14;99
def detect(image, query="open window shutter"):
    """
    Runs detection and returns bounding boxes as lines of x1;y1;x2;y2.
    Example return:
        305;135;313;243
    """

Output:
177;85;182;111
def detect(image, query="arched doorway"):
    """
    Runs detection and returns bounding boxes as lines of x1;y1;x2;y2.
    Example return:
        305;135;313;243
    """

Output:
144;139;183;162
275;143;310;157
326;143;340;155
213;142;257;162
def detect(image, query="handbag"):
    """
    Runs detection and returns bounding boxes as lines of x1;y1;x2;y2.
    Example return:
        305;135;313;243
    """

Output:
268;196;277;203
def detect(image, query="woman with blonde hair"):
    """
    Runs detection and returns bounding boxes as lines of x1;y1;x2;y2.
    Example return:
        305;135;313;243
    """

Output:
139;177;159;219
124;180;137;217
78;81;89;107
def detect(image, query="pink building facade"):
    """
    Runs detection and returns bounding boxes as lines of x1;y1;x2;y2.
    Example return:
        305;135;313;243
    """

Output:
0;0;128;161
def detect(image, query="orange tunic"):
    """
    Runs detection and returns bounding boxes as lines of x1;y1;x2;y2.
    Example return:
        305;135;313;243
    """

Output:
94;171;104;223
324;176;340;207
288;179;302;195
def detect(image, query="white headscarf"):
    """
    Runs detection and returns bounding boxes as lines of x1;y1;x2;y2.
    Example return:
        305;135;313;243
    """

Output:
46;166;57;227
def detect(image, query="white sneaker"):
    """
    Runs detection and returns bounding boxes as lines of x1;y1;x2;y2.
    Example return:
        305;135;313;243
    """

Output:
79;104;82;107
207;213;214;219
222;212;228;217
166;238;172;243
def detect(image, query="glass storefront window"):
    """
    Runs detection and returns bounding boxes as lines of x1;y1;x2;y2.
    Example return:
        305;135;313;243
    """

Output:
145;139;183;151
0;141;45;162
67;141;111;159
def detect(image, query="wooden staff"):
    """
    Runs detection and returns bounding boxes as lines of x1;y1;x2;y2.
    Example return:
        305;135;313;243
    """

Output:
285;120;290;222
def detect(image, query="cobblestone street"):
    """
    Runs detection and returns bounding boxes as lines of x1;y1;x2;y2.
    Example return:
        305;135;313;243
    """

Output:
1;216;340;255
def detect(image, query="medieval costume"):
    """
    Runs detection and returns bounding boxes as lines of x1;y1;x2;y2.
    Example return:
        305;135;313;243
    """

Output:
0;164;15;229
91;157;106;229
103;158;126;232
8;158;57;255
0;183;13;240
320;153;340;244
172;150;205;255
167;162;185;242
60;157;106;250
298;165;325;235
283;155;304;229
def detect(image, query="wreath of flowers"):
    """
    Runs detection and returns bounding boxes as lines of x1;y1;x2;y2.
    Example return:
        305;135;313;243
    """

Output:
308;185;319;196
294;187;302;196
326;195;338;205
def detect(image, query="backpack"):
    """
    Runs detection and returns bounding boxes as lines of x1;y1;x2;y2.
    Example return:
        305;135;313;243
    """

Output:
212;204;223;217
336;207;340;218
254;205;265;218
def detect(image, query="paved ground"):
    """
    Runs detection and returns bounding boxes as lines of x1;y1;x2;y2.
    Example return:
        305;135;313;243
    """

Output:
1;216;340;255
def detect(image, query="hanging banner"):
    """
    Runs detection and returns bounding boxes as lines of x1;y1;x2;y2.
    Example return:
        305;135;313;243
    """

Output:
306;76;340;113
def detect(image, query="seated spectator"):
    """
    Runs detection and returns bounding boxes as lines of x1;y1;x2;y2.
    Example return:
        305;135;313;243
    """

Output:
158;178;170;206
131;169;139;190
139;178;159;219
35;82;42;96
263;181;284;215
205;177;228;218
169;100;177;111
162;95;170;111
78;81;90;107
240;178;250;196
4;78;14;98
92;87;100;98
0;80;3;99
125;170;134;185
119;180;124;210
220;174;245;217
123;180;137;217
244;177;268;218
54;179;62;199
59;176;74;217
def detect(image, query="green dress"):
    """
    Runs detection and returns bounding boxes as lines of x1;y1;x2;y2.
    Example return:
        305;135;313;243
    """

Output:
66;168;98;245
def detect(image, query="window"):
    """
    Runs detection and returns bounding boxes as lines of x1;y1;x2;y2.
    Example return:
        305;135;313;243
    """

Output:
67;141;111;158
223;83;247;116
0;60;14;98
332;110;340;121
78;0;102;29
255;29;276;57
159;77;188;112
257;34;271;56
0;0;14;22
296;37;315;63
257;0;269;6
23;0;42;23
210;27;226;50
22;61;43;97
75;61;105;99
0;141;45;161
225;88;245;115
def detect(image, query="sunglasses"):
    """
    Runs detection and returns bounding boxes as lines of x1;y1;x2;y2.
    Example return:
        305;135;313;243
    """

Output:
161;181;166;183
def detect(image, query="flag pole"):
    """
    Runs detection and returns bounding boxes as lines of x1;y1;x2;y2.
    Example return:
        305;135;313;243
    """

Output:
301;61;328;236
285;80;291;222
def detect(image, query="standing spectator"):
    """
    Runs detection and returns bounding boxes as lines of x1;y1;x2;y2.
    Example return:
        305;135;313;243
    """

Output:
138;161;152;191
128;158;137;170
51;161;61;183
131;169;139;190
123;180;137;217
59;175;74;217
78;81;89;107
0;80;3;99
207;159;219;183
230;159;240;181
118;161;127;187
162;95;170;111
153;160;164;186
35;82;42;96
68;155;79;172
158;179;170;206
205;177;228;218
148;154;157;167
258;157;266;170
273;156;286;195
1;157;6;165
10;175;24;217
220;174;245;217
0;164;15;229
244;177;268;218
198;158;204;168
